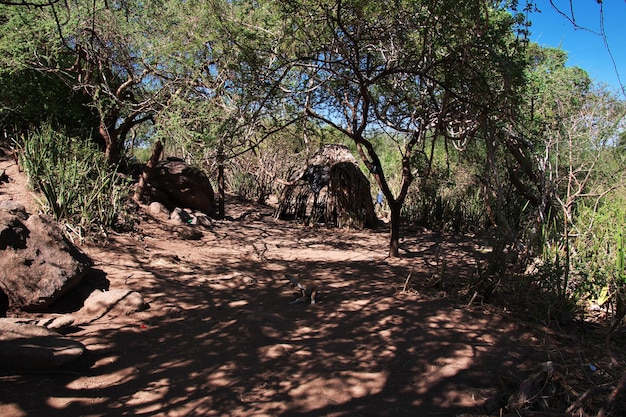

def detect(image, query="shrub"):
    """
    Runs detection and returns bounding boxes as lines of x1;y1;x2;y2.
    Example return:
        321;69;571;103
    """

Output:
15;124;133;239
571;195;626;323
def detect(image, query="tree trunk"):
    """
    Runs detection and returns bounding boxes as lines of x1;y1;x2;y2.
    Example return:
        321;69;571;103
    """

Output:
218;164;225;219
133;141;163;202
388;200;401;258
101;125;115;165
100;115;121;165
217;143;225;219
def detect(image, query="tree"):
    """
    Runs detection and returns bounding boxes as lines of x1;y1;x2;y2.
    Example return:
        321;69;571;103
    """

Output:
0;2;96;136
0;0;62;5
483;46;594;247
275;0;528;257
525;46;625;301
528;0;625;97
0;63;97;137
478;38;626;320
151;0;297;218
0;1;173;163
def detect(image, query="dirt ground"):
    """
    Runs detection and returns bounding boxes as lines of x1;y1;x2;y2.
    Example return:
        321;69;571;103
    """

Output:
0;150;623;417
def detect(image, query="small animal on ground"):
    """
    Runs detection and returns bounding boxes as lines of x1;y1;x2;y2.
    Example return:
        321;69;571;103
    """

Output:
285;274;318;305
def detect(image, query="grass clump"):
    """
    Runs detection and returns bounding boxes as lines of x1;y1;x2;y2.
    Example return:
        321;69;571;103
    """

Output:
15;124;133;240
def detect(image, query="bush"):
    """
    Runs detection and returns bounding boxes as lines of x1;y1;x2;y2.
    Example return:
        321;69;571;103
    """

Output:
571;195;626;322
399;155;488;234
516;192;626;325
15;124;133;239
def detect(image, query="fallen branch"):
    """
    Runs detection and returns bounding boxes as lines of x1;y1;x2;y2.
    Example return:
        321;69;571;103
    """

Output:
402;267;414;292
593;368;626;417
466;290;479;306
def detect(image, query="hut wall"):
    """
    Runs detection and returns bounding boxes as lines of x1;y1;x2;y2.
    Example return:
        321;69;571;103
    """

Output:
275;145;376;229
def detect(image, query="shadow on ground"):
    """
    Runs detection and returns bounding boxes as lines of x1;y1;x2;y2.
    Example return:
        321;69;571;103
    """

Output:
0;212;551;417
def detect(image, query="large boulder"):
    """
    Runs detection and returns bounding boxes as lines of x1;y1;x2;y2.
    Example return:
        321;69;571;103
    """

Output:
147;157;215;216
0;210;92;312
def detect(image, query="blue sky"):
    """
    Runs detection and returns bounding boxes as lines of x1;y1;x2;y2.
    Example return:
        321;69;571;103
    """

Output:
527;0;625;95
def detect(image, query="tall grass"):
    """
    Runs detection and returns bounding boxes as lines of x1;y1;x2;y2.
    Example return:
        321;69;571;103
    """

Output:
571;197;626;320
15;124;132;239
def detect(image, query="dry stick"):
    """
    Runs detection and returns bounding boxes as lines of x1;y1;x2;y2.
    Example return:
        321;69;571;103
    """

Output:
594;368;626;417
605;292;625;368
402;267;414;292
609;368;626;403
466;291;479;306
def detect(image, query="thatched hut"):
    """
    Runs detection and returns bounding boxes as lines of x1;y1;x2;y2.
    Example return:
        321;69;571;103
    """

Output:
275;145;376;228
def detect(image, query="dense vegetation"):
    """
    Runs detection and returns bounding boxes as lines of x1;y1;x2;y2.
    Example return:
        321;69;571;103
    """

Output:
1;1;624;328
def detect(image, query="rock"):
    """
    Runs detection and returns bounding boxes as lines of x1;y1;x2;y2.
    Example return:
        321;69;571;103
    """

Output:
37;315;76;333
161;303;184;318
148;201;170;218
507;361;556;411
169;207;193;224
75;289;149;324
0;210;29;250
168;208;212;229
148;158;215;216
0;212;91;312
169;224;203;240
0;315;76;334
266;194;279;206
240;275;257;286
0;319;85;371
0;200;28;219
192;212;213;227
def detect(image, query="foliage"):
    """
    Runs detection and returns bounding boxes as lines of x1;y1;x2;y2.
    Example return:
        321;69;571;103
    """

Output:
0;69;98;137
15;124;134;239
519;190;626;324
404;173;487;234
226;134;305;204
428;35;626;325
3;0;626;331
0;3;97;136
571;192;626;316
274;0;528;256
146;0;297;216
537;83;624;317
0;1;169;163
471;40;626;323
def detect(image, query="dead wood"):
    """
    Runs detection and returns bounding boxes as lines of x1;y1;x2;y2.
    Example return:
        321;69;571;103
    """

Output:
134;140;163;202
402;267;414;292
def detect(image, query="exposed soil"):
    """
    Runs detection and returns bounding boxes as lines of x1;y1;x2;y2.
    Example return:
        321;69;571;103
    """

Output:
0;149;623;417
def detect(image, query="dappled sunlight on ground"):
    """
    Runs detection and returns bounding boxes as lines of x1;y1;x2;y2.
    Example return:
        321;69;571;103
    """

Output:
0;191;559;417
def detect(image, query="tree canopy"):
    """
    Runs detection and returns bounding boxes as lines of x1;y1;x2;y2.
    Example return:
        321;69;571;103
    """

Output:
1;0;624;264
266;0;529;256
